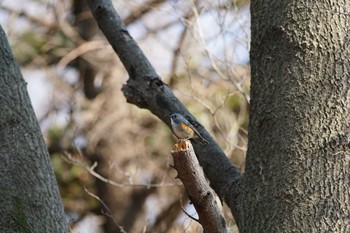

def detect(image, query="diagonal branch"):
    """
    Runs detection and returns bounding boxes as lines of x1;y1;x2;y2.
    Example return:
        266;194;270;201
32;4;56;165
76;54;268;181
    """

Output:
85;0;241;220
172;140;228;233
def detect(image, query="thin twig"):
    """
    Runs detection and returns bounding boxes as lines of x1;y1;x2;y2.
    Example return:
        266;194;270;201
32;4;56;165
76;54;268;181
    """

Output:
84;187;127;233
123;0;166;26
181;207;200;224
189;1;250;103
0;4;55;29
57;40;107;70
63;152;181;189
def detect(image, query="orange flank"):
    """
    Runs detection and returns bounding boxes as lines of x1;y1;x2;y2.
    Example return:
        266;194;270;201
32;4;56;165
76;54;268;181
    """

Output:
180;122;193;134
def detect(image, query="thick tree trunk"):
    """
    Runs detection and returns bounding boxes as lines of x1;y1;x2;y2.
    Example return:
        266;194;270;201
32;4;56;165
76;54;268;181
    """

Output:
237;1;350;232
0;26;68;232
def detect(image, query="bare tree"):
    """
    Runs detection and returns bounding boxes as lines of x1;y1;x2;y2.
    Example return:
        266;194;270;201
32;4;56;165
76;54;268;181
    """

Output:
3;0;348;232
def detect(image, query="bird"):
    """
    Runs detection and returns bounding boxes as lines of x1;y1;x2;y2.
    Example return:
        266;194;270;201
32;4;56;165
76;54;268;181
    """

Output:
170;113;208;145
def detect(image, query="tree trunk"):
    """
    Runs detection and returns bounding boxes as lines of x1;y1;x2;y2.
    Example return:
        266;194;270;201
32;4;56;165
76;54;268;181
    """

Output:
237;0;350;232
0;26;68;232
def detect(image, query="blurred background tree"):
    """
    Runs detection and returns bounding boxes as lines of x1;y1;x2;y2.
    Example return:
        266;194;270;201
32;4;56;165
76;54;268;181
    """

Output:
0;0;250;232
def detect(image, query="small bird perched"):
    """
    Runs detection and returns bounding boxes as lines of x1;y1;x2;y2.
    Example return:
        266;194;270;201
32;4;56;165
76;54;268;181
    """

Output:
170;113;208;145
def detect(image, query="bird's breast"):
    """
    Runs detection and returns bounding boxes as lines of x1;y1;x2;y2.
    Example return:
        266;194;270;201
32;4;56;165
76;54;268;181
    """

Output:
171;121;194;139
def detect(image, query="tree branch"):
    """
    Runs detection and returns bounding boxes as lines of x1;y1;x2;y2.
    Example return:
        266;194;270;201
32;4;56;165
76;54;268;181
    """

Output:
171;140;228;233
85;0;241;220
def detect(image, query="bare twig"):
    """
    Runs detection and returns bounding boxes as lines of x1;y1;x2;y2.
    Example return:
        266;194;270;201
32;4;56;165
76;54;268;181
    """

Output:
168;16;192;87
124;0;166;26
57;40;107;71
149;192;188;232
0;4;56;29
181;207;200;224
189;1;250;103
84;187;127;233
63;152;181;189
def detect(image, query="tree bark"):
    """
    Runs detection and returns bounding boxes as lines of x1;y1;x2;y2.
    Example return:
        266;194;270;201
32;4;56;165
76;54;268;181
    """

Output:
237;0;350;232
0;26;68;232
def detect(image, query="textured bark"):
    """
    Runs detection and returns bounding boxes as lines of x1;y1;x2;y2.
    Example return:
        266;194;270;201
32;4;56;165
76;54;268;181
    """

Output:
85;0;241;221
0;26;68;232
237;0;350;232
